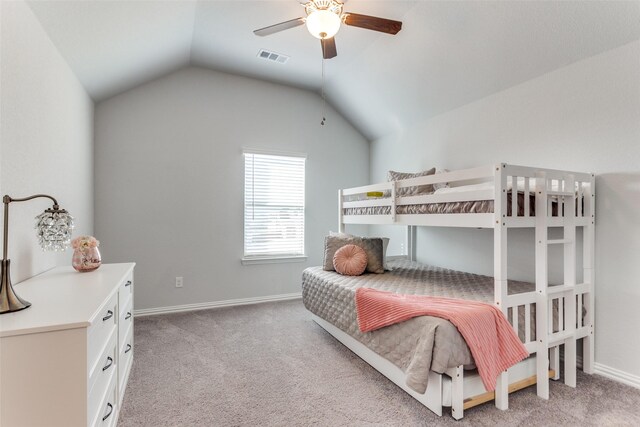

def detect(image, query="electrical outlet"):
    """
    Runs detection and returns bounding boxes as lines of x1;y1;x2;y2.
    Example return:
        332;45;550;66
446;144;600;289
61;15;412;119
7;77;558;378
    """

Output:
175;277;183;288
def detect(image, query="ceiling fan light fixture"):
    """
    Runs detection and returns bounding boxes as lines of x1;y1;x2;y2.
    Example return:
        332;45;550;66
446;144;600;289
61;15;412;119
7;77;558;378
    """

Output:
306;9;341;39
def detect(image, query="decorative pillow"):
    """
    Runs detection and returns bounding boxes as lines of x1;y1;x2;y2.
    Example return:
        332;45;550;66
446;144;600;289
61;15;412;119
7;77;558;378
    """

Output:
333;244;368;276
388;168;436;196
329;231;391;270
323;235;384;274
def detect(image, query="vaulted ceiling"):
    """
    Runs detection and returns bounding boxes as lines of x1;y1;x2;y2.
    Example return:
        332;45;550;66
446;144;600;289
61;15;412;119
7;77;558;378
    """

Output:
26;0;640;140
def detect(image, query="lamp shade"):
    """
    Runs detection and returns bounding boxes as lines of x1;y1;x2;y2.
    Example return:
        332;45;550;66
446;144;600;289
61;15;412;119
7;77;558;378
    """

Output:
35;209;74;251
306;10;341;39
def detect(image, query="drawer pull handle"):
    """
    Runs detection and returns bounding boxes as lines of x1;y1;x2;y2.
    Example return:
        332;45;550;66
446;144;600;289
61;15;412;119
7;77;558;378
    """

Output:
102;310;114;322
102;356;113;372
102;403;113;421
125;312;132;320
125;280;132;287
125;344;132;354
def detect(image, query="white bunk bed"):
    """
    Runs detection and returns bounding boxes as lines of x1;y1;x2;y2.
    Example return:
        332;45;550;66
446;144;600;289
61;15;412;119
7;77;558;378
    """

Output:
314;163;595;419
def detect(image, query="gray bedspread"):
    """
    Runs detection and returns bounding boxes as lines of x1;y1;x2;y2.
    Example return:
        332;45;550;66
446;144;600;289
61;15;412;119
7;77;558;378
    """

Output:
343;193;555;216
301;260;535;394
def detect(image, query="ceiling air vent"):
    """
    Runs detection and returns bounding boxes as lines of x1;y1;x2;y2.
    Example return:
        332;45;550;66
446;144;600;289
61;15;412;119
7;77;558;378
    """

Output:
257;49;289;64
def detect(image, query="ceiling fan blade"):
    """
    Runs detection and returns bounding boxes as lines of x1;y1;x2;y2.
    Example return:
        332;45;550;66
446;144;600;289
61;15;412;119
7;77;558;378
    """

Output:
343;13;402;35
321;37;337;59
253;17;305;36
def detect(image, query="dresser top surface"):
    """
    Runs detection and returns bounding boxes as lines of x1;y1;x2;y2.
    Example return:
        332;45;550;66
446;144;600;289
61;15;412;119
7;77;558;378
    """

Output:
0;263;135;337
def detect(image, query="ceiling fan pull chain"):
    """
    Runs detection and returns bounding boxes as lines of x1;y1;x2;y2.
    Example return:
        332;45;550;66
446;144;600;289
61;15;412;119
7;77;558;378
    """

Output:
321;57;326;126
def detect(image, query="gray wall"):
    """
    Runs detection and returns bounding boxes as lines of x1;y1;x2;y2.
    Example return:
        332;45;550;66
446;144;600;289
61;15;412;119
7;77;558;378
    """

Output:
0;0;94;283
95;67;369;310
369;41;640;381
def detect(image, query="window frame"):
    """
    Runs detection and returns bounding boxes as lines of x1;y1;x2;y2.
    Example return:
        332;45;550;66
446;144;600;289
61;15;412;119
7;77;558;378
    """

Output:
241;149;307;265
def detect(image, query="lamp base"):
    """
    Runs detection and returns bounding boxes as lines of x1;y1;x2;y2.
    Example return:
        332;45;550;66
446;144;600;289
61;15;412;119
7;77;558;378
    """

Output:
0;259;31;314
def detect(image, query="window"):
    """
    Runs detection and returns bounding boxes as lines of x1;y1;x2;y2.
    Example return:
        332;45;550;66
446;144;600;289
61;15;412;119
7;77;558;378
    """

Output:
243;150;306;262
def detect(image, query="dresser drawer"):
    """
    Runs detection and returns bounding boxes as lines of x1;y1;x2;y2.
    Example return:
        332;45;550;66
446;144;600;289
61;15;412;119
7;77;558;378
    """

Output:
88;331;117;426
118;273;133;309
119;325;134;393
119;297;133;343
91;373;118;427
88;327;117;397
88;292;118;369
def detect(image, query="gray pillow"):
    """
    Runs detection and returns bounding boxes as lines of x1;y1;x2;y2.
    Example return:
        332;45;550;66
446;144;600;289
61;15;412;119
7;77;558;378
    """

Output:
388;168;436;196
323;235;384;274
330;231;390;270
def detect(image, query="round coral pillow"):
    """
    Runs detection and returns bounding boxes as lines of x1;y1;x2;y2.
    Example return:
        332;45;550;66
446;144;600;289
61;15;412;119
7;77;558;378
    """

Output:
333;244;368;276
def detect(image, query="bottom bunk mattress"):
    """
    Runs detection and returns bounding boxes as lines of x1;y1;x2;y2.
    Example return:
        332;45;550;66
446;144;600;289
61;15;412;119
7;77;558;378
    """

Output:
301;259;535;394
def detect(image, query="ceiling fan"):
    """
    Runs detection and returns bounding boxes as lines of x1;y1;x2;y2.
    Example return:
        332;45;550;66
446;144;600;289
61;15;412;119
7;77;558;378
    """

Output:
253;0;402;59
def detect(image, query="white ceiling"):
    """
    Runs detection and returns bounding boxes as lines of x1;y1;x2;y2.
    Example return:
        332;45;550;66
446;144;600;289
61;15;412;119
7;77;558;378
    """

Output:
26;0;640;140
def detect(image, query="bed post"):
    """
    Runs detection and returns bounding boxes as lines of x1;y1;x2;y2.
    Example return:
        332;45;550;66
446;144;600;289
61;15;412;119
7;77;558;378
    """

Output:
338;189;345;233
406;226;417;261
449;365;464;420
558;174;577;387
493;163;509;410
563;174;578;388
582;174;595;374
534;171;550;400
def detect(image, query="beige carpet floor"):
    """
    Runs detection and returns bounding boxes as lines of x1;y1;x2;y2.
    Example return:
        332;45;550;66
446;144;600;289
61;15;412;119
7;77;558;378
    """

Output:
118;299;640;426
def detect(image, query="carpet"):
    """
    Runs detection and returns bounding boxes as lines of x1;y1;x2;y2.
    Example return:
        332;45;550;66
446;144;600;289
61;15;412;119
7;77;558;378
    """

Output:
118;299;640;426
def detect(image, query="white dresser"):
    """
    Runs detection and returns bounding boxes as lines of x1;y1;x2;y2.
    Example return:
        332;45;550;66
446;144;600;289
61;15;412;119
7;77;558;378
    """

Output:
0;263;135;427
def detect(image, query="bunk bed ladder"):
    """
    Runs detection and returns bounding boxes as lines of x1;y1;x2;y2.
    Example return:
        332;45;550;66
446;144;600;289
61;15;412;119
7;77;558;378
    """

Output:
535;172;578;399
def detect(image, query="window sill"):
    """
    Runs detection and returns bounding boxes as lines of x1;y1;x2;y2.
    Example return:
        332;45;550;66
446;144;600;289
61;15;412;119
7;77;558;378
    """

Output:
241;256;308;266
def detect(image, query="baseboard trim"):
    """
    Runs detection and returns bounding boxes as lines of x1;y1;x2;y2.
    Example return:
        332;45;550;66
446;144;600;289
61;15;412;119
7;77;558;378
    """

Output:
561;352;640;390
134;292;302;317
595;362;640;390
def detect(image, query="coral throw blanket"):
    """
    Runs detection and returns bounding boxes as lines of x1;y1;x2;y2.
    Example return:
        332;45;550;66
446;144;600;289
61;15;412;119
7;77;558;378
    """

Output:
355;287;529;391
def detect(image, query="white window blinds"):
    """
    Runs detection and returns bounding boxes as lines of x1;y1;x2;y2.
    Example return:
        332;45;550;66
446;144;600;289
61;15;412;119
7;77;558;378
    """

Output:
243;151;306;258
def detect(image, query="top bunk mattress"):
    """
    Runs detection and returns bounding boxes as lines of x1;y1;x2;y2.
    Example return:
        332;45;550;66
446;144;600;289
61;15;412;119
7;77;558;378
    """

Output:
344;192;539;216
302;259;536;393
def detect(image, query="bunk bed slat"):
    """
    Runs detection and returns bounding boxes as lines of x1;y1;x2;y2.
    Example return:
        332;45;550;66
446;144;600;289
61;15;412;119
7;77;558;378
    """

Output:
577;294;583;329
342;198;393;208
548;299;553;335
342;182;393;196
577;182;584;217
397;189;494;204
525;303;532;343
558;296;564;332
524;177;530;217
504;164;591;182
511;176;518;217
391;181;397;222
